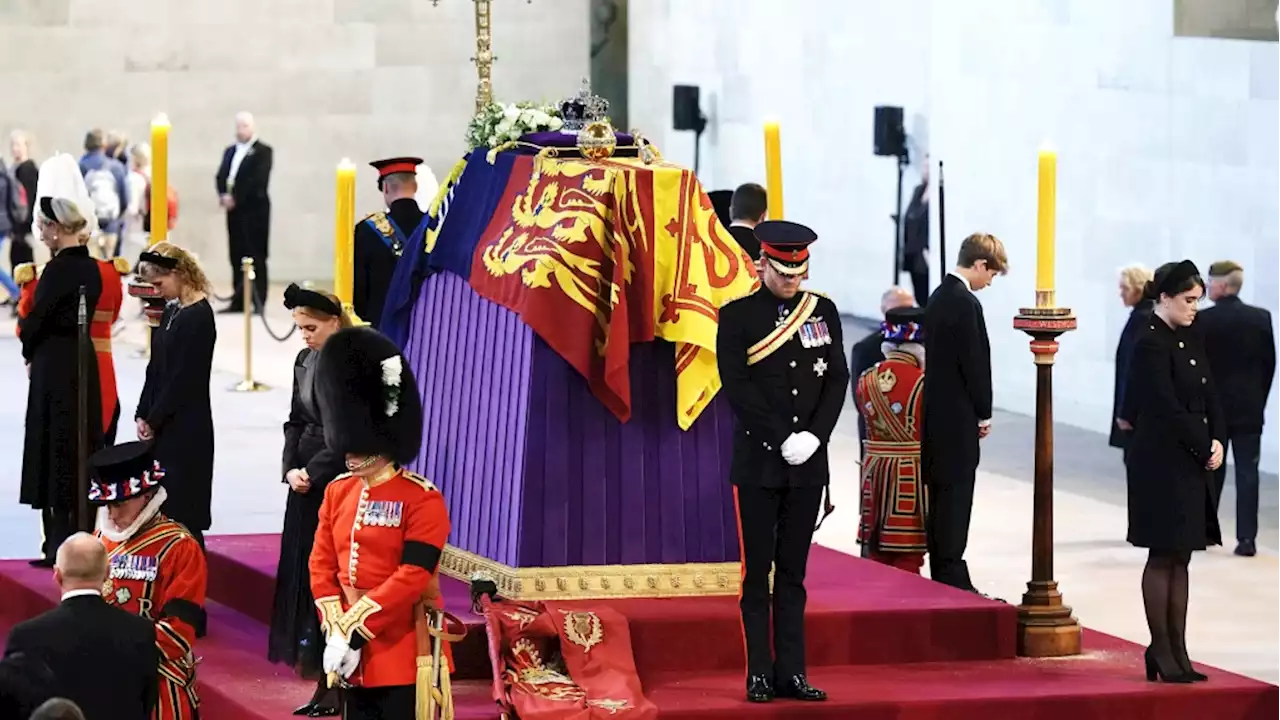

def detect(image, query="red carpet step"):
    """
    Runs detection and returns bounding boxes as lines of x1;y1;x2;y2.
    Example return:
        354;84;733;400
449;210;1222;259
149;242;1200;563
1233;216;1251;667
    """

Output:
3;537;1275;719
205;534;1019;681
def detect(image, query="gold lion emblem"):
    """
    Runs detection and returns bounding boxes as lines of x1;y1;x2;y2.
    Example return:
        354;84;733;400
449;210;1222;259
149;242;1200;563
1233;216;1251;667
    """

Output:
560;610;604;654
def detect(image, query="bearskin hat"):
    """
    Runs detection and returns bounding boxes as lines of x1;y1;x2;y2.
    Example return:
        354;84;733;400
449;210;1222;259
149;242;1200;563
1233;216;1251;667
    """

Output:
315;327;423;464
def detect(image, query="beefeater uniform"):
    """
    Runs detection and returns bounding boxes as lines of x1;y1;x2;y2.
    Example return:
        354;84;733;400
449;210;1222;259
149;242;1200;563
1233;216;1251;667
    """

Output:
715;220;850;705
353;157;427;327
855;306;929;574
309;326;455;720
89;441;208;720
16;256;129;443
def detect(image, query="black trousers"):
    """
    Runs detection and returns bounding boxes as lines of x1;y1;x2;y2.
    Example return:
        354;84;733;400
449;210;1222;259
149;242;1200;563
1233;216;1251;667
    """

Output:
904;251;929;306
925;463;977;591
226;205;269;310
39;507;74;561
343;684;414;720
1212;432;1262;543
735;484;823;679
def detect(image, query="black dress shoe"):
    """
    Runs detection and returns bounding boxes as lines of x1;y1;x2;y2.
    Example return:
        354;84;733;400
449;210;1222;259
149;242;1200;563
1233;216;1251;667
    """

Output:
776;674;826;701
1234;540;1256;557
292;703;315;716
307;705;339;717
745;674;774;703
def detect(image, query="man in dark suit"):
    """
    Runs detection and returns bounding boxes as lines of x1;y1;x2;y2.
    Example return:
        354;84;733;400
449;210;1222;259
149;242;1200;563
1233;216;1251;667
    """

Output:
215;111;273;313
1198;260;1276;557
355;157;425;327
726;182;766;264
920;232;1007;592
717;220;849;704
4;533;157;720
850;286;916;444
901;158;931;306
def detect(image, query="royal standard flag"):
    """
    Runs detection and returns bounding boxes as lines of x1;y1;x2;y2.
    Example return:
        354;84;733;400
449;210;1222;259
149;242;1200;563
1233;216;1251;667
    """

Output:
467;152;758;429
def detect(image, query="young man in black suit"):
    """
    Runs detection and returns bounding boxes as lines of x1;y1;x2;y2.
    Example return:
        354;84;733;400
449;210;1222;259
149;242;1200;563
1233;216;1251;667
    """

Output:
215;111;273;313
1198;260;1276;557
4;533;157;720
920;232;1007;592
726;182;767;264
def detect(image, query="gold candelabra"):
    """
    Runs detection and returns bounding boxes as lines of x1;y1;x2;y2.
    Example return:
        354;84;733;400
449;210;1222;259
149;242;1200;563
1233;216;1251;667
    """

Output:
433;0;533;113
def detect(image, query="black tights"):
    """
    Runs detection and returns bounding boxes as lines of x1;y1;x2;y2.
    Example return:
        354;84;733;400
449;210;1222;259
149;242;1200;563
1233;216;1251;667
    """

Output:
1142;549;1193;673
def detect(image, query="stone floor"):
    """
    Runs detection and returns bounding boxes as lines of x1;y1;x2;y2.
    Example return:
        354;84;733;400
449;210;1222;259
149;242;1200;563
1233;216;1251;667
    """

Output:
1;293;1274;684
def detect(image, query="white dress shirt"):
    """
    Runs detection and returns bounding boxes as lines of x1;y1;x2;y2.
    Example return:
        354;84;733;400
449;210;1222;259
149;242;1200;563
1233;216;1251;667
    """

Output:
61;588;103;601
227;137;257;190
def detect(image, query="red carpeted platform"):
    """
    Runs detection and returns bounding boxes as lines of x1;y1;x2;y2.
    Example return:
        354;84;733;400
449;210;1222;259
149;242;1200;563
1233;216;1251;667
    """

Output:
2;534;1276;719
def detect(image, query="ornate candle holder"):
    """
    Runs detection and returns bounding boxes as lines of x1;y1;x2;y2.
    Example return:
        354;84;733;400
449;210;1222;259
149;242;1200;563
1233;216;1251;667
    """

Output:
1010;299;1082;657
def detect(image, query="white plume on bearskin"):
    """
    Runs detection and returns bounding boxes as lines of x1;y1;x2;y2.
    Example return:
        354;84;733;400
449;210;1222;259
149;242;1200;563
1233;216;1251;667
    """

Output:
315;327;423;464
35;152;98;235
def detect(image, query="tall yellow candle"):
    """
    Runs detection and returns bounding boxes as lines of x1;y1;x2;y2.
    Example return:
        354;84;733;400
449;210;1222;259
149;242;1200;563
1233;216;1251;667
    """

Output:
333;159;357;305
149;114;170;246
1035;148;1056;302
763;121;784;220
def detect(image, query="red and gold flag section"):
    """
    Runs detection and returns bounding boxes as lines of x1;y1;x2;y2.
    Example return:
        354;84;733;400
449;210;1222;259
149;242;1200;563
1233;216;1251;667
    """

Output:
468;154;759;429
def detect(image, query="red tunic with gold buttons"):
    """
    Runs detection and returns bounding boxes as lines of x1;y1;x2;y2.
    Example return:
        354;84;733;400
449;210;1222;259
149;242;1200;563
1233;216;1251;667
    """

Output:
310;465;453;688
97;513;208;720
16;257;127;433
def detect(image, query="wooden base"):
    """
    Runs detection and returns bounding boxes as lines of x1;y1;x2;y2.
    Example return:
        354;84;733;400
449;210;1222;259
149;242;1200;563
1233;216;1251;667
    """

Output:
1015;580;1082;657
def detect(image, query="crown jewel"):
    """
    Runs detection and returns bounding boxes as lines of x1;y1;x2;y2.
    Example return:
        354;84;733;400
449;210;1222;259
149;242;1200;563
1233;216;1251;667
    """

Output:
559;78;609;133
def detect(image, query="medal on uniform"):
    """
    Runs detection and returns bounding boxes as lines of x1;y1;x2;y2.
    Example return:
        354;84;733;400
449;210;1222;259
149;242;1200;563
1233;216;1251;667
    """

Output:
815;320;830;346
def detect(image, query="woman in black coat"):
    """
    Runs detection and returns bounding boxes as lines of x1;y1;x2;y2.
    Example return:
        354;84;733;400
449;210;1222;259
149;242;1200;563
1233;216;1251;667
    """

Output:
135;243;216;549
268;285;351;717
1110;264;1154;451
1123;259;1224;684
19;197;103;566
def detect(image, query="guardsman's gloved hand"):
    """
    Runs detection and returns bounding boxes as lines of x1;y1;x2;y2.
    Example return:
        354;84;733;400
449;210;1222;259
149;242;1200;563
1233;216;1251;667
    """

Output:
781;431;820;465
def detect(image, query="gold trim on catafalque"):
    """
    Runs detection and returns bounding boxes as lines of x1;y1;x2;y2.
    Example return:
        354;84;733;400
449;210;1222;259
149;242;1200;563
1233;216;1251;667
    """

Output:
439;545;742;600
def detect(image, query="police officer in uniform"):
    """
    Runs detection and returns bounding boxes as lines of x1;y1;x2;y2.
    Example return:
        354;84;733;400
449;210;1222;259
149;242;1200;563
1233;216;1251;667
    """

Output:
715;220;850;704
354;157;426;327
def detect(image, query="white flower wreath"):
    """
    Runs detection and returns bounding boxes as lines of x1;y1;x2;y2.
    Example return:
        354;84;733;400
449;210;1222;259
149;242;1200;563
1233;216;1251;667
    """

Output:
380;356;403;417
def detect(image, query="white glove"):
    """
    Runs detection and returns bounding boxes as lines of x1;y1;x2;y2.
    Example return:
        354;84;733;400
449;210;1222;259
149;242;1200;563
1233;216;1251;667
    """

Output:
323;636;352;675
338;647;361;678
780;431;821;466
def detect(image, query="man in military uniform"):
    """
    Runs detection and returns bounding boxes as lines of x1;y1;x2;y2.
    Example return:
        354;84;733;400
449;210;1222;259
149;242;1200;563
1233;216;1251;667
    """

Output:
89;441;208;720
309;327;455;720
855;306;928;573
715;220;849;704
354;157;426;327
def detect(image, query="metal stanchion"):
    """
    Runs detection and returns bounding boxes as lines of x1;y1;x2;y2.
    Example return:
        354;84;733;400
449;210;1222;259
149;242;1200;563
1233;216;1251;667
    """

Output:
231;257;268;392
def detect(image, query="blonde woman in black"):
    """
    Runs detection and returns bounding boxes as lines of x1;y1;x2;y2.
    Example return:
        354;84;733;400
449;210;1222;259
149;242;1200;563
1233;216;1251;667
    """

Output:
269;285;352;717
135;242;217;550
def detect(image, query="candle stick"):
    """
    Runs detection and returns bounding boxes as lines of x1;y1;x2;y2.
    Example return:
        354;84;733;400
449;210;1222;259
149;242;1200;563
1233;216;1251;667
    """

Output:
334;159;357;306
149;114;170;246
763;121;784;220
1035;148;1056;307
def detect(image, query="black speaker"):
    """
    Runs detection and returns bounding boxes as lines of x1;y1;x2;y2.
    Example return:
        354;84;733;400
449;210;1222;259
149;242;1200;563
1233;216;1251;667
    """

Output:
874;106;905;157
673;85;704;131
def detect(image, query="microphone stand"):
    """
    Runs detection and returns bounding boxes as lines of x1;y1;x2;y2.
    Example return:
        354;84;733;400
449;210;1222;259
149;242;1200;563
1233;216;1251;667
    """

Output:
938;160;947;271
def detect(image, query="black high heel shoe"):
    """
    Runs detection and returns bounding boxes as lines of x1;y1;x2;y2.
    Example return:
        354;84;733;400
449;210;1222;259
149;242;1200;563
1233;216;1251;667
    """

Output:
1144;647;1195;683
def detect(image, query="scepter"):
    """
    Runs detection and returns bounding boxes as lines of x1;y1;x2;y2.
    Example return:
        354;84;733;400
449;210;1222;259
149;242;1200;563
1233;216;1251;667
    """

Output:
76;285;91;532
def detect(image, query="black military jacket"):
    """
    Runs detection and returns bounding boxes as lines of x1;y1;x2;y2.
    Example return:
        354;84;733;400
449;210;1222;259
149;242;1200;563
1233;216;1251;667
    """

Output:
716;287;850;488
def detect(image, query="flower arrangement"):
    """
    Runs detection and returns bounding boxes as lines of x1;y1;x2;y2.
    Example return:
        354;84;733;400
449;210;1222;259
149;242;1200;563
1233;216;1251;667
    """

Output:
465;101;564;150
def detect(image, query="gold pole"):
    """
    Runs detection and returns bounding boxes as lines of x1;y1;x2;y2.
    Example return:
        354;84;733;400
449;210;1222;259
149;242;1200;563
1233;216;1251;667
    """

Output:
231;257;268;392
472;0;495;113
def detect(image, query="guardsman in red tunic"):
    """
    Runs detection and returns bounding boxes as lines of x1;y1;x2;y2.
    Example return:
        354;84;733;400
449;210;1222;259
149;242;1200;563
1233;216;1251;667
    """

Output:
855;306;929;573
16;255;129;443
309;327;454;720
89;441;208;720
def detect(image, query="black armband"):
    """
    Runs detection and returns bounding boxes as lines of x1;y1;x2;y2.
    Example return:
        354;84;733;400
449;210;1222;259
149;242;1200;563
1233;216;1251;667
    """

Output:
401;541;443;573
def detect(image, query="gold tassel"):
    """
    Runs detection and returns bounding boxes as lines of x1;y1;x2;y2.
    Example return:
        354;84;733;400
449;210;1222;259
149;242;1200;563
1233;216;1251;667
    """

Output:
415;656;455;720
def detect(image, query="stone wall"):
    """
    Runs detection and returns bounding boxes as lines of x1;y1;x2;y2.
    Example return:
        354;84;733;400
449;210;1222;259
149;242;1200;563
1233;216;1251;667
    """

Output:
0;0;590;284
630;0;1280;471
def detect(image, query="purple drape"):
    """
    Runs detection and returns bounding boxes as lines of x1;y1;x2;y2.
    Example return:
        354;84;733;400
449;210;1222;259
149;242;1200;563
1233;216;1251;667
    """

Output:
404;272;739;568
